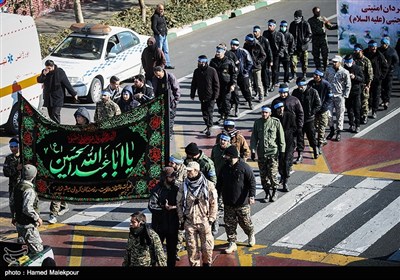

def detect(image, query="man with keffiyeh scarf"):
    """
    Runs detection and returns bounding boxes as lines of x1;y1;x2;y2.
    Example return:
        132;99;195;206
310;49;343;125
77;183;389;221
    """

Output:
176;161;218;267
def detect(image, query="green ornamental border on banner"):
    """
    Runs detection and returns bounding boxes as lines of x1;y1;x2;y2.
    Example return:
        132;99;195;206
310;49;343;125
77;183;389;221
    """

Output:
18;93;170;202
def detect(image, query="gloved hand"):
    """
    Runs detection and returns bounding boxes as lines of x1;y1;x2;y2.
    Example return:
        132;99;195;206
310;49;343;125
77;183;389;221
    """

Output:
251;152;256;161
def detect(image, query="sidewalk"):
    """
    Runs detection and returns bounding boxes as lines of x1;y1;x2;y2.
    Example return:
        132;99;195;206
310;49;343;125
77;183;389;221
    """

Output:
35;0;160;33
35;0;280;37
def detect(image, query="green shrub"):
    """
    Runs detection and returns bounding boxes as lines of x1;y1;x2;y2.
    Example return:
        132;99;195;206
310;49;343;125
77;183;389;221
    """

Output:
39;0;258;58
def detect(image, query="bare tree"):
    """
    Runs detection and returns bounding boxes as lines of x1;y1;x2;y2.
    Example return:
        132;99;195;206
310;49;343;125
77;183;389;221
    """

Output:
138;0;146;23
74;0;84;23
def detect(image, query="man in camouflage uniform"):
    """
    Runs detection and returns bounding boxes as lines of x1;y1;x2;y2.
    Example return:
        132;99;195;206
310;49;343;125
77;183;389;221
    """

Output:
3;138;21;214
122;211;166;267
217;146;256;254
250;106;285;202
353;44;373;125
184;142;219;235
308;7;338;71
11;164;43;254
176;162;218;266
94;90;121;123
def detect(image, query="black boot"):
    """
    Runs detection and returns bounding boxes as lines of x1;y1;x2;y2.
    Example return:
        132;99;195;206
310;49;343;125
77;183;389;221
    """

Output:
294;152;303;164
248;101;253;110
313;146;319;159
269;188;278;202
326;126;335;140
282;178;289;192
335;130;341;142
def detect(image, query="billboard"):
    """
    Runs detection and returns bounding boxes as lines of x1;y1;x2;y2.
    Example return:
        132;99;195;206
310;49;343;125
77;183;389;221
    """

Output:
337;0;400;54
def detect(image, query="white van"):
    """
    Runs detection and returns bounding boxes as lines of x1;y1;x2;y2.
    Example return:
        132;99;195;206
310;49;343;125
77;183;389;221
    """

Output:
0;13;43;134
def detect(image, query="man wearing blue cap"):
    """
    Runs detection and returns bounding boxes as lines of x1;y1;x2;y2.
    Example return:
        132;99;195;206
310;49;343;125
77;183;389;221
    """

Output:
229;39;253;111
94;90;121;123
244;33;266;102
278;20;294;84
262;19;287;91
343;54;364;133
353;43;373;125
363;40;389;119
250;106;285;202
379;37;399;110
253;25;273;95
272;83;304;159
292;77;321;160
210;44;238;123
289;10;312;80
308;69;333;149
272;102;296;192
216;120;250;162
191;55;220;137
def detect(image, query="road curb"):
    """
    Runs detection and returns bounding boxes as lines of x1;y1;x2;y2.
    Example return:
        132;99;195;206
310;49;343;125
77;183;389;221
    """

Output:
167;0;281;40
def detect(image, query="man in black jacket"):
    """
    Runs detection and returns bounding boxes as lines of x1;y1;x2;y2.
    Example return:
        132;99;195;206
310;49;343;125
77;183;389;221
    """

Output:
217;146;256;254
190;55;220;137
151;4;174;69
37;60;78;124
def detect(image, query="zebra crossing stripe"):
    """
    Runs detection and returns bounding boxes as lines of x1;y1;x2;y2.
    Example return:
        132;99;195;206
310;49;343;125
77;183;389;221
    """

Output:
273;177;393;249
217;173;342;242
63;202;125;225
112;208;152;231
330;195;400;256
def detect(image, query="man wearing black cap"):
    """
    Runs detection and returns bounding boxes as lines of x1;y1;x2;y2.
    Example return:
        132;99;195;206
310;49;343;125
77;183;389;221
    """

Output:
184;142;217;185
191;55;220;137
289;10;312;80
141;37;166;82
3;138;22;214
217;145;256;254
148;167;180;267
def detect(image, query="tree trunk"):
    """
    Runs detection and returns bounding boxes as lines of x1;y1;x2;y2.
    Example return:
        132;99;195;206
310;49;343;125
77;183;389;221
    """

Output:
138;0;146;23
74;0;84;23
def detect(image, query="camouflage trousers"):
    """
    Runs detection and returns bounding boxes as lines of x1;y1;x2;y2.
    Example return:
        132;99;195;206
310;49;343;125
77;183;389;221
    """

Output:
224;204;254;243
314;111;329;144
50;200;68;216
361;87;370;118
184;221;214;266
258;156;279;192
176;230;185;251
291;49;309;74
16;224;43;254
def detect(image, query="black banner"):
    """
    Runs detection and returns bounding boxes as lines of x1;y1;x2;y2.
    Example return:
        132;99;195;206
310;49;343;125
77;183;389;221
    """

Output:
18;94;169;202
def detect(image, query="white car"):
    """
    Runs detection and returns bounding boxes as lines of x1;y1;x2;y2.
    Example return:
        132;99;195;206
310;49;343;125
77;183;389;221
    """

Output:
43;24;148;102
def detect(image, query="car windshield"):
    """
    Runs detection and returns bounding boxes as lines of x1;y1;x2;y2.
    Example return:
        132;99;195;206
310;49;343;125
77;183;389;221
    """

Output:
51;36;104;60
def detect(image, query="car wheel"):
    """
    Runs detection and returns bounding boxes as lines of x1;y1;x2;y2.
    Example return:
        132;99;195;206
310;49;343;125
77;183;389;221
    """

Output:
5;103;19;135
88;77;102;103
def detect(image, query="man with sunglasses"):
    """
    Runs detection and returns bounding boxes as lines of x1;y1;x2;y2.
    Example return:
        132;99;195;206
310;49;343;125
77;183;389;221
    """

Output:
3;138;22;215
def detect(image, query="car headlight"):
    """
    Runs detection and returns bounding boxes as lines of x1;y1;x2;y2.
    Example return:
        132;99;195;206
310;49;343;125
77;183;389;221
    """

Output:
68;77;84;84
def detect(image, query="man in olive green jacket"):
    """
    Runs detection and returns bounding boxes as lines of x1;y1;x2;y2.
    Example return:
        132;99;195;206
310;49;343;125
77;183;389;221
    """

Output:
250;106;285;202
